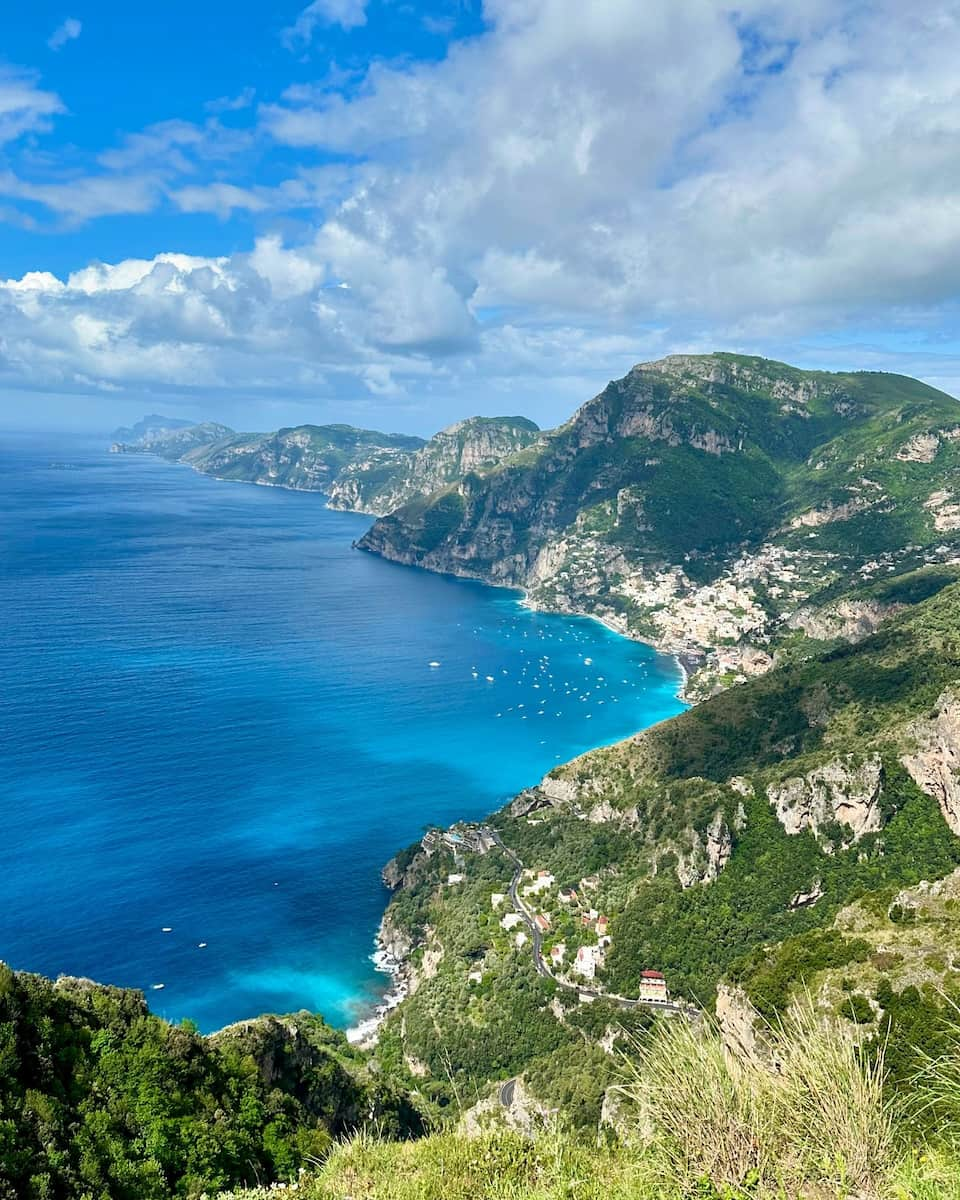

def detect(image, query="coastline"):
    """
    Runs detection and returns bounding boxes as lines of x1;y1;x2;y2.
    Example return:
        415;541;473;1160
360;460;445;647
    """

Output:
345;928;413;1048
515;587;693;704
112;443;695;1036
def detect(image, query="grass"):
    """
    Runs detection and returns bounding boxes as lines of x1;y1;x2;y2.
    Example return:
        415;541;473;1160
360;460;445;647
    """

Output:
617;1000;892;1197
222;998;960;1200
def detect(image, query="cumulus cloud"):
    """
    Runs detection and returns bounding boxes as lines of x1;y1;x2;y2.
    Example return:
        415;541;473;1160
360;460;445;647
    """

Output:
48;18;82;51
6;0;960;424
283;0;368;47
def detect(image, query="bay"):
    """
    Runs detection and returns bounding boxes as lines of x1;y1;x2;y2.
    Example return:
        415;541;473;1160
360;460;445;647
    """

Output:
0;433;685;1031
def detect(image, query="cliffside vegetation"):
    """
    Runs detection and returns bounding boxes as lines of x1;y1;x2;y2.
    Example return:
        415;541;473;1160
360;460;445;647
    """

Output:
359;354;960;697
0;968;422;1199
374;575;960;1127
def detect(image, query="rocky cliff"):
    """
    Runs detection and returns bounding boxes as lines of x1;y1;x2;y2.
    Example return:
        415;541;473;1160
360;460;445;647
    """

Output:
327;415;541;515
110;417;425;493
359;354;960;697
111;420;234;459
182;424;425;491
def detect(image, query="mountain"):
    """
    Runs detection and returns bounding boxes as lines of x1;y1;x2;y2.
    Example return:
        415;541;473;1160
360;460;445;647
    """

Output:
110;413;195;442
109;418;426;492
359;354;960;697
181;424;425;492
110;420;235;459
327;415;541;515
372;568;960;1125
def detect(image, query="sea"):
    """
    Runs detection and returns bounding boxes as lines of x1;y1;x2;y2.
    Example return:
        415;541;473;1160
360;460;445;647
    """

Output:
0;433;686;1032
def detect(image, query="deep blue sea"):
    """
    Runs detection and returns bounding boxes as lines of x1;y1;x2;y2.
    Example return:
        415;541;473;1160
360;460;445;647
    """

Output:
0;433;685;1032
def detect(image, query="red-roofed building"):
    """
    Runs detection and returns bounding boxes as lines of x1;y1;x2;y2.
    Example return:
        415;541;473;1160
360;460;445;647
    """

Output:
639;970;668;1002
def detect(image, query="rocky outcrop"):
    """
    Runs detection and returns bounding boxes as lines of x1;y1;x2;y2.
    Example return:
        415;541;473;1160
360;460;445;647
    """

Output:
925;490;960;532
897;431;943;463
378;912;416;963
766;754;885;842
789;497;870;528
676;809;733;887
328;416;540;514
901;690;960;834
715;984;764;1063
790;879;824;909
788;598;902;643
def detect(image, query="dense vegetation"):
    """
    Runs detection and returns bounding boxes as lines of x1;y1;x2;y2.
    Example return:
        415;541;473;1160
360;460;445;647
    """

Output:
376;579;960;1123
0;968;422;1199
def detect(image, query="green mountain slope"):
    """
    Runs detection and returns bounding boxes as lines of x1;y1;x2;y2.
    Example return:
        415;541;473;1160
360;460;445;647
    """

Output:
110;421;235;460
326;416;541;515
0;966;422;1198
359;354;960;697
181;424;425;491
109;420;426;493
373;570;960;1122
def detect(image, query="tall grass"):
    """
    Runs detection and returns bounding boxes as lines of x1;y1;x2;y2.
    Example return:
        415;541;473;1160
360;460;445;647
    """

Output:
617;1000;893;1198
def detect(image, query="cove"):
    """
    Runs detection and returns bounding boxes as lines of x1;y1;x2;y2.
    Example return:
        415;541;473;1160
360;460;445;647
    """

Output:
0;433;687;1032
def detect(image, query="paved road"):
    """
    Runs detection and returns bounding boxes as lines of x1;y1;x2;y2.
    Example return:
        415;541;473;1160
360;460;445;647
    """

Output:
499;1078;517;1108
487;828;687;1017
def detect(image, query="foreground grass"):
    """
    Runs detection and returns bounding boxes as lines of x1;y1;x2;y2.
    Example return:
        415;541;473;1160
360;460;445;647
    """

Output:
225;1002;960;1200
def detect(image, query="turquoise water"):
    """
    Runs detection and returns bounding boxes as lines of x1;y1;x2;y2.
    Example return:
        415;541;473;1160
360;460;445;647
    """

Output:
0;434;686;1031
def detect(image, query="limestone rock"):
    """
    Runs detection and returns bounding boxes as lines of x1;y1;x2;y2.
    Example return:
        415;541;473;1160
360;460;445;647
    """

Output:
901;690;960;834
676;809;733;887
766;754;884;841
788;598;901;643
715;984;764;1063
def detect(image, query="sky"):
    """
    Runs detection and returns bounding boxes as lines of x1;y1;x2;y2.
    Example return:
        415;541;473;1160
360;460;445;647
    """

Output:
2;0;960;434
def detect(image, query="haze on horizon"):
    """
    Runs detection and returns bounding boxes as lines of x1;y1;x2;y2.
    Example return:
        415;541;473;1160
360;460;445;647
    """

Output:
2;0;960;436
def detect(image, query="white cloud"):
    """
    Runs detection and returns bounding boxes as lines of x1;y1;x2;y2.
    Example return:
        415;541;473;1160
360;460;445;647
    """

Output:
282;0;368;47
0;69;63;143
6;0;960;427
48;18;82;51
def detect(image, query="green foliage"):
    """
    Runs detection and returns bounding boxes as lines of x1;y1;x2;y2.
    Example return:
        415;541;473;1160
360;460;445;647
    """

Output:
0;971;422;1199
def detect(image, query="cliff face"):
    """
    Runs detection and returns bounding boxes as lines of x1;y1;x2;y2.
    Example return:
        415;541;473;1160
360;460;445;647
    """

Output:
183;424;425;491
327;416;541;515
110;417;426;493
766;754;885;844
359;354;960;696
902;690;960;834
111;421;234;459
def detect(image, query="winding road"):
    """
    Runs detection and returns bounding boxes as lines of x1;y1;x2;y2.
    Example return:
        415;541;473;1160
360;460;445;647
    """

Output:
487;828;687;1017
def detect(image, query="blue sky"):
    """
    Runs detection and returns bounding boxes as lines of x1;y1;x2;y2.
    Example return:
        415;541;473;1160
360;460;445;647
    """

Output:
2;1;960;433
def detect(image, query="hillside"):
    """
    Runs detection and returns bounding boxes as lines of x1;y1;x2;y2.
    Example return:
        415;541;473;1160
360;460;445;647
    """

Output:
0;965;422;1198
109;420;425;491
110;421;235;460
327;416;541;515
181;424;425;491
372;569;960;1125
359;354;960;697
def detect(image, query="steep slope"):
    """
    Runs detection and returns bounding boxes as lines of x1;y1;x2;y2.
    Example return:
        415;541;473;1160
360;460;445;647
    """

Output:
327;416;541;515
110;420;235;459
360;354;960;696
0;967;423;1198
180;423;425;492
110;414;195;442
374;570;960;1121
